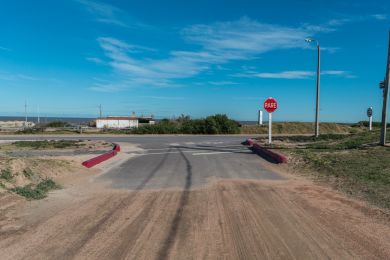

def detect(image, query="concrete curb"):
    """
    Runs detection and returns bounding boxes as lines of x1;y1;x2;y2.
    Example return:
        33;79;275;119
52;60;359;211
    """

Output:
244;138;288;164
82;143;121;168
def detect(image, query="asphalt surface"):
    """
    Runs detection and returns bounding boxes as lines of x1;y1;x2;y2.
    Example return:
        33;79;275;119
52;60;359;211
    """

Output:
0;134;283;189
98;137;283;190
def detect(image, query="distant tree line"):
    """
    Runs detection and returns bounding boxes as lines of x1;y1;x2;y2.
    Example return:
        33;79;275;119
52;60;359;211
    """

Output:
45;121;71;128
131;114;240;134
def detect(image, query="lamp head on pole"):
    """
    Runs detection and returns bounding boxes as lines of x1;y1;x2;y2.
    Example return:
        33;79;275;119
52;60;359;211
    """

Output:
305;38;319;46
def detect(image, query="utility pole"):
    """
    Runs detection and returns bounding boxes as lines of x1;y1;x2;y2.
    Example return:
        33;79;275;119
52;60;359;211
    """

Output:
380;31;390;146
315;42;321;137
37;105;40;125
305;38;321;137
24;100;28;127
98;104;102;118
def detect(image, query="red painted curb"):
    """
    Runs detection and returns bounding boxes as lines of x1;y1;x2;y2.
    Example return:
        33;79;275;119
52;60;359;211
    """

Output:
113;143;121;152
82;143;121;168
245;138;288;164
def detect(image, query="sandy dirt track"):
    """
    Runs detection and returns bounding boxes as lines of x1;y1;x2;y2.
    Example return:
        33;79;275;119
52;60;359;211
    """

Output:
1;178;390;260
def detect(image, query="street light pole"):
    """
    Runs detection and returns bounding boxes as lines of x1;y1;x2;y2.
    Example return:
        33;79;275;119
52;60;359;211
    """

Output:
380;31;390;146
315;42;321;137
306;38;321;137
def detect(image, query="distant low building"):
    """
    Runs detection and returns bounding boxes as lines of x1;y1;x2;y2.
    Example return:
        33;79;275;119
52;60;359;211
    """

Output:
95;116;155;129
138;116;156;126
0;121;35;129
96;117;138;129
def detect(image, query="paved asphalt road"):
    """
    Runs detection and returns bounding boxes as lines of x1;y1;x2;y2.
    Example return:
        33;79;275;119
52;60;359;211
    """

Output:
98;136;283;190
0;135;283;189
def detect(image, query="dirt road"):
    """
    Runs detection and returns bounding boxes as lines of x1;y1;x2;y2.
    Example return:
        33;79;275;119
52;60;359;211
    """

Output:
0;137;389;259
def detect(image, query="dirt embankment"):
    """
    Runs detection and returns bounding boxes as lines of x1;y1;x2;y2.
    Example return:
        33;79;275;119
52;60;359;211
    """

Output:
0;140;118;235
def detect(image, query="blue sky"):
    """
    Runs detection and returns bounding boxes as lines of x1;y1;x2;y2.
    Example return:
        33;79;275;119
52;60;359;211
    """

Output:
0;0;389;122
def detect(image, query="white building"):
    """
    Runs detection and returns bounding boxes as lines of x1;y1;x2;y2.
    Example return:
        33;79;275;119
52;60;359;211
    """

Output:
96;117;139;129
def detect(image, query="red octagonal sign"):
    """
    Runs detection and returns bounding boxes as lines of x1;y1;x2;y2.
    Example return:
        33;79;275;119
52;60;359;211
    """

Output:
264;97;278;113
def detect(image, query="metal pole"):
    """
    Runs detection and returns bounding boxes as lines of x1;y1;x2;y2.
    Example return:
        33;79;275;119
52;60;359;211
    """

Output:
268;113;272;144
258;110;263;125
369;116;372;131
260;110;263;125
37;105;40;125
24;100;27;127
380;31;390;146
315;43;321;137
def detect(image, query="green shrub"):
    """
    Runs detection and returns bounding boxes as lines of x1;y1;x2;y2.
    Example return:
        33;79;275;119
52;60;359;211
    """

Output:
45;121;71;128
12;184;46;200
11;179;60;200
130;114;240;135
0;169;13;181
16;127;45;134
13;140;82;149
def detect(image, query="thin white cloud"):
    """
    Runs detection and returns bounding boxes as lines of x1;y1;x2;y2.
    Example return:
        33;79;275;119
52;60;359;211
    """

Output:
182;17;310;55
97;37;208;85
250;70;353;79
371;14;388;20
94;16;365;90
0;46;11;51
86;57;104;64
208;81;239;85
77;0;126;26
76;0;152;28
137;96;185;100
0;71;39;81
322;70;356;78
96;18;321;89
255;71;315;79
88;82;130;92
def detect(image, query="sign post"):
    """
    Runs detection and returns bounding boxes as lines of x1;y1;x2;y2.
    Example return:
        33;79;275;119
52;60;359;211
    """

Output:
367;107;373;131
258;110;263;125
264;97;278;144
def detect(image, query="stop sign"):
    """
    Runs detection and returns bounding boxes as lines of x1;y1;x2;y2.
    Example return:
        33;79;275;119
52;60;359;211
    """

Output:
264;97;278;113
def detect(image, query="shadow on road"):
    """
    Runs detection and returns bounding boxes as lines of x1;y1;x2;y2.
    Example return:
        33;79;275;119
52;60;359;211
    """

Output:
157;148;192;260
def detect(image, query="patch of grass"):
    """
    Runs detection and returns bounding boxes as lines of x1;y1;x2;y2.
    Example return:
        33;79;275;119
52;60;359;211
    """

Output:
11;179;60;200
0;169;13;181
273;133;347;143
12;140;84;149
240;122;356;135
283;130;390;209
0;181;5;189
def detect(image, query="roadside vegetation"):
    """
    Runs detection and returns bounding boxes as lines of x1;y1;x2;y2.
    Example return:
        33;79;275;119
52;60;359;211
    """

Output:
107;114;241;134
256;130;390;209
11;140;84;149
44;121;71;128
240;122;362;135
0;167;60;200
3;117;385;135
11;179;60;200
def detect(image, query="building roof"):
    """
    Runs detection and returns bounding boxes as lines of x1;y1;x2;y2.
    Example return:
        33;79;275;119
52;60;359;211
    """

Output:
97;117;138;120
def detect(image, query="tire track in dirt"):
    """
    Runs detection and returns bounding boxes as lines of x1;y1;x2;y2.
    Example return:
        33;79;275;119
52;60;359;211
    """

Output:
157;149;193;260
63;148;173;258
0;149;173;259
